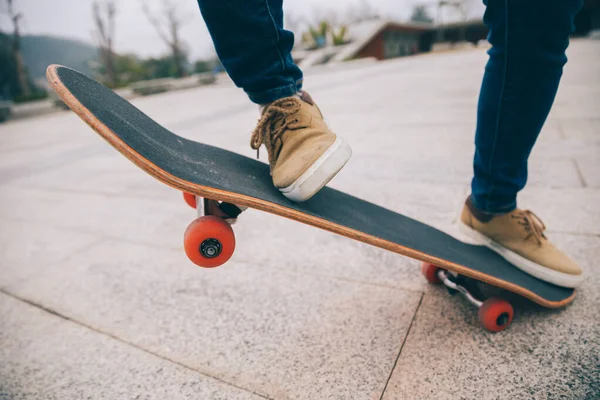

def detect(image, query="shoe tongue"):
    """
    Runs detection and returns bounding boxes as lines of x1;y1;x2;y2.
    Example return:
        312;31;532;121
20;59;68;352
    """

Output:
299;91;315;105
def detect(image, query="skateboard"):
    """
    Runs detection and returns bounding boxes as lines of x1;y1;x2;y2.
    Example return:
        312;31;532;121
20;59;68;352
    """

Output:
46;64;575;333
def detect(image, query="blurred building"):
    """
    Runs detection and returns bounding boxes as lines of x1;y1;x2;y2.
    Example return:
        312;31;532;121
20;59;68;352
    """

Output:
432;19;487;46
293;3;599;69
346;20;434;60
293;19;433;68
292;18;481;68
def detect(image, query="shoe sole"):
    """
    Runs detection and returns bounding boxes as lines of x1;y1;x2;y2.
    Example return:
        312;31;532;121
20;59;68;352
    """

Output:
458;221;583;288
280;137;352;202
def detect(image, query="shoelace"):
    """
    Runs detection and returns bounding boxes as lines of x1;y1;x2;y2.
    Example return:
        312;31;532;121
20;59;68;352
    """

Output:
511;210;547;245
250;97;301;162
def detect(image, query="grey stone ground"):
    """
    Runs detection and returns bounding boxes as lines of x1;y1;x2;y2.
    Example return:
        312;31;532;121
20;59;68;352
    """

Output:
1;40;599;400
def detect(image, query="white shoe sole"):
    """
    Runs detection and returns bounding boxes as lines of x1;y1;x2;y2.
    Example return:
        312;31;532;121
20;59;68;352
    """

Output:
458;221;583;288
280;137;352;202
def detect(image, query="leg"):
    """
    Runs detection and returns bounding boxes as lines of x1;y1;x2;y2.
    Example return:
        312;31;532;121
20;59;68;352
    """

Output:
471;0;583;213
196;0;302;104
460;0;584;288
195;0;351;202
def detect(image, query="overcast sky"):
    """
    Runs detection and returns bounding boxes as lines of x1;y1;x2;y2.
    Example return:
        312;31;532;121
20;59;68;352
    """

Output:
0;0;484;60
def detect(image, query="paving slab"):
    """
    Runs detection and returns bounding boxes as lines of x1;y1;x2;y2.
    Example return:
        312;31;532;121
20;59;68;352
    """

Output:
0;38;597;400
557;118;600;142
0;111;85;153
0;185;188;249
1;174;468;294
0;218;102;289
6;152;176;200
530;137;599;161
7;240;421;399
518;187;600;235
0;292;262;400
161;180;464;292
382;234;600;400
575;156;600;188
340;153;582;189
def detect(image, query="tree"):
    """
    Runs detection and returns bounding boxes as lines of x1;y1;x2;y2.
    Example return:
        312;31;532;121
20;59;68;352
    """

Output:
344;0;379;24
5;0;30;97
411;5;434;23
194;58;222;74
436;0;469;42
302;19;348;49
308;21;329;48
331;25;348;46
141;0;189;78
99;53;152;86
92;1;117;87
0;32;18;99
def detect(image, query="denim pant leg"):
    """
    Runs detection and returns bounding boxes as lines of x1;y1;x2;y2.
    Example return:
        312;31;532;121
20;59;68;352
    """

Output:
196;0;303;104
471;0;583;214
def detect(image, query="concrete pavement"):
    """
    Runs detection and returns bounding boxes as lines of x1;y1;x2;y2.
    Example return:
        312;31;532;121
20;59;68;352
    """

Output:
1;40;599;399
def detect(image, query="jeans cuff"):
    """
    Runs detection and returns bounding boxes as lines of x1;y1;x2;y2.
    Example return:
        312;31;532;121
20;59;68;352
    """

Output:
246;79;303;104
471;195;517;215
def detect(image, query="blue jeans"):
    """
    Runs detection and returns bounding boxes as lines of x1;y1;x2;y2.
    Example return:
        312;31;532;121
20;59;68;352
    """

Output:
197;0;583;213
471;0;583;213
196;0;302;104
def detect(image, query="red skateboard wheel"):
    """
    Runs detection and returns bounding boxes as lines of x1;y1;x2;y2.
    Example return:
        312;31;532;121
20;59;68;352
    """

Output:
183;192;197;209
184;216;235;268
478;297;514;332
421;262;442;284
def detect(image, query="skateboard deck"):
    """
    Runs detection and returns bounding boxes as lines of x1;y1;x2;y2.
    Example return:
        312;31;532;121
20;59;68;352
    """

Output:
47;65;575;330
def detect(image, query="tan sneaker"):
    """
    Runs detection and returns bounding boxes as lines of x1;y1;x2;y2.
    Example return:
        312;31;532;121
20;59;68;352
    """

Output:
458;197;583;288
250;91;351;202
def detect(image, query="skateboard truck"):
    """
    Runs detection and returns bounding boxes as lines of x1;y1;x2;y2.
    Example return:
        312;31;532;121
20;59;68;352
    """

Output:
182;193;247;268
421;262;515;333
437;269;483;308
183;192;247;225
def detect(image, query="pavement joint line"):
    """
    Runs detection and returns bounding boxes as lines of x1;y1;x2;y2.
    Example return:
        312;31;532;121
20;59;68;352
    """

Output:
571;158;588;188
2;205;599;242
552;116;600;122
0;210;426;294
378;292;425;400
2;209;598;275
245;260;426;295
0;238;109;293
0;289;274;400
556;120;568;140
